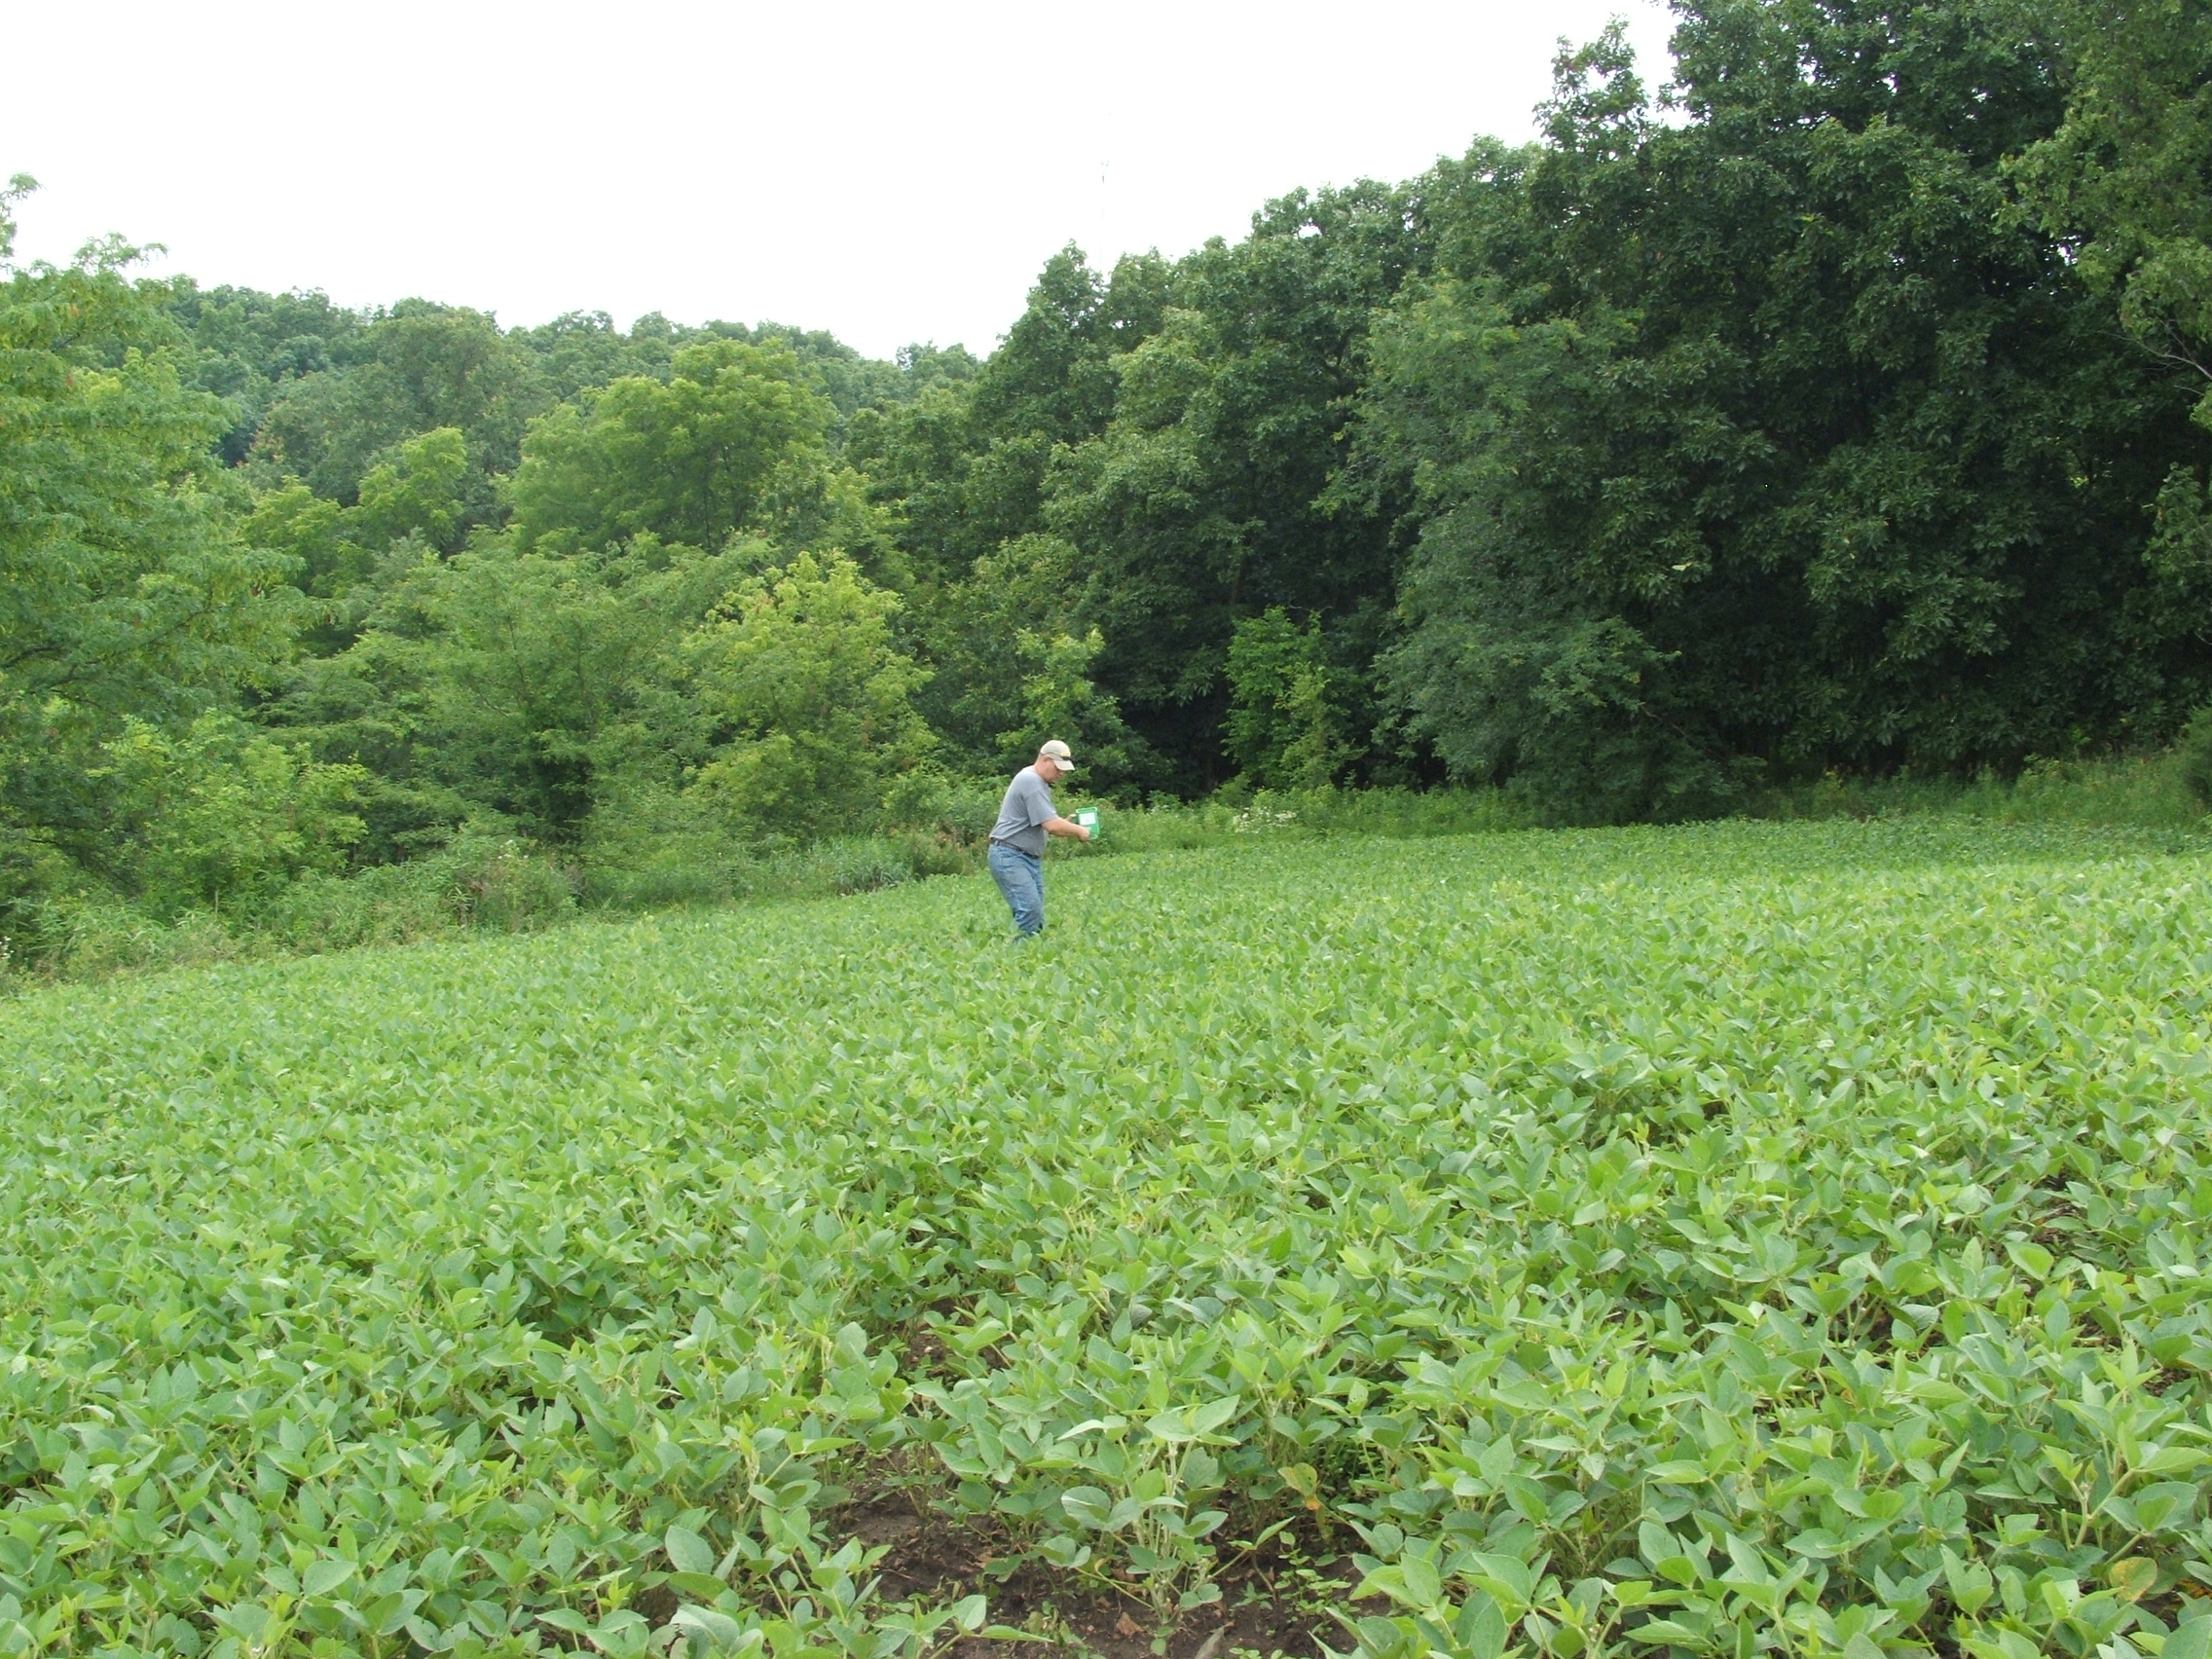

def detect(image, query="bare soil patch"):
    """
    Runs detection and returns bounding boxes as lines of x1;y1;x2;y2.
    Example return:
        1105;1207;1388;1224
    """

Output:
841;1496;1360;1659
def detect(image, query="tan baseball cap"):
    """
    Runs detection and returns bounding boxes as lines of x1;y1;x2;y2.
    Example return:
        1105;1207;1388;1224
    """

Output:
1038;740;1077;769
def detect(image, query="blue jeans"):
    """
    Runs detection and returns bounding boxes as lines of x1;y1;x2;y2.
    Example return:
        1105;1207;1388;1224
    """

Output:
987;842;1045;936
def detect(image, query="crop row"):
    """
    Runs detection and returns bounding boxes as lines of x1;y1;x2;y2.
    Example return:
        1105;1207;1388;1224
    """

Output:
3;820;2209;1659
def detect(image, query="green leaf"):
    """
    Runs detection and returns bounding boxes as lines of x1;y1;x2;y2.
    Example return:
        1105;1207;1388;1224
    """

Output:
1456;1591;1507;1659
1060;1486;1113;1529
1191;1395;1240;1435
666;1525;717;1578
2005;1240;2054;1278
2164;1615;2212;1659
1145;1407;1198;1443
1398;1552;1442;1609
672;1604;753;1653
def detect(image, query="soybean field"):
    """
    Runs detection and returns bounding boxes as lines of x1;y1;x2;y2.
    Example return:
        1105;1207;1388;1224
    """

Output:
5;820;2212;1659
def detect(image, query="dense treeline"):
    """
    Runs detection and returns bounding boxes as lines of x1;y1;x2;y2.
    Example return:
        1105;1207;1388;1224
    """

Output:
5;0;2211;956
1376;9;2212;820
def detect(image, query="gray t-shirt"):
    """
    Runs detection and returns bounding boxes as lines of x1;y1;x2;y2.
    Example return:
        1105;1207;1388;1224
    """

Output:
989;768;1056;857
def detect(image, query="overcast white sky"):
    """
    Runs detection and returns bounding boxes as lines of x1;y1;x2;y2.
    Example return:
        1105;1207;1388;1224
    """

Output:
6;1;1674;360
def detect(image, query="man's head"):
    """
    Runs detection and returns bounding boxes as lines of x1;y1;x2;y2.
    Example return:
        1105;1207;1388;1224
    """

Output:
1035;739;1076;781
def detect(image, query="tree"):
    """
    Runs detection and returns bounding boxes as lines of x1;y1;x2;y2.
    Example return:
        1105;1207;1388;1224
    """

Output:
1225;608;1346;790
350;425;471;555
0;178;300;887
265;535;752;846
1045;185;1429;789
242;425;474;657
507;340;835;553
899;533;1067;765
996;627;1136;783
855;217;1421;793
92;713;365;913
682;552;934;838
1366;8;2206;821
2013;0;2212;420
2013;0;2212;685
249;300;543;510
849;246;1171;588
512;311;679;403
166;279;367;464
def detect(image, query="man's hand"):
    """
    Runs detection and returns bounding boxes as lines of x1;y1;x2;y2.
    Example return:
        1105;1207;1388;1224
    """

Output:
1043;816;1091;842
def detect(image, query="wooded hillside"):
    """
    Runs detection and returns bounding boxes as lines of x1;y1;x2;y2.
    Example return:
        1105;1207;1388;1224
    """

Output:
5;0;2209;952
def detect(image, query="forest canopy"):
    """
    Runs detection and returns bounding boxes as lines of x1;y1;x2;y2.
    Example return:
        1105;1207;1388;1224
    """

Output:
5;0;2211;945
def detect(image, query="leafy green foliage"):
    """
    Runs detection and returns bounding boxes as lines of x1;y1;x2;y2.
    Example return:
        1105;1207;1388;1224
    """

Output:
993;626;1134;784
507;341;838;554
6;819;2212;1655
241;426;474;639
1367;7;2209;821
2179;702;2212;807
1043;187;1426;784
853;201;1423;787
2012;0;2212;422
898;534;1099;775
264;534;756;845
165;279;369;467
248;300;542;513
0;181;302;912
90;712;365;912
682;550;935;838
2016;0;2212;709
1225;608;1345;790
506;311;976;427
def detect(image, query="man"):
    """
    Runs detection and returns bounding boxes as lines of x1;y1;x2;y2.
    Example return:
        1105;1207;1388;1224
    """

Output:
986;739;1091;937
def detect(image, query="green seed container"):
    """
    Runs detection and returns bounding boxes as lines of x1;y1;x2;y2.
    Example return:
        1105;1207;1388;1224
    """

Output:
1074;808;1100;839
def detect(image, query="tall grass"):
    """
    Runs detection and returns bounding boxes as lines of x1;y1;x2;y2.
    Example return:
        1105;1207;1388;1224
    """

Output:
1755;752;2208;832
1053;784;1524;855
6;830;583;984
8;747;2205;992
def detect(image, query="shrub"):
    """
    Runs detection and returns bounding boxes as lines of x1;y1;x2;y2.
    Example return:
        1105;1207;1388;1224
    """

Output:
1226;608;1346;791
1757;750;2211;830
96;713;368;915
825;842;913;895
896;829;975;879
684;552;935;839
12;893;240;980
880;767;1007;844
2181;703;2212;810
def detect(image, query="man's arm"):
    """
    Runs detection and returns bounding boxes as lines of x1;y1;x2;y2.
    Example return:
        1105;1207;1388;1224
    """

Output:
1043;816;1091;841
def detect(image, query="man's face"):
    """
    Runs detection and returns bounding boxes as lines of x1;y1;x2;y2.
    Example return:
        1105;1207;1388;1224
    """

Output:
1040;757;1067;783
